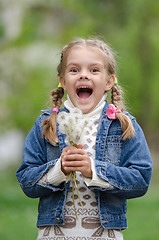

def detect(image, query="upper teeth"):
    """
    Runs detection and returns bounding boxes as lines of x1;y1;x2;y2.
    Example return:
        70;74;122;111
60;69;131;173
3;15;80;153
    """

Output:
78;86;90;89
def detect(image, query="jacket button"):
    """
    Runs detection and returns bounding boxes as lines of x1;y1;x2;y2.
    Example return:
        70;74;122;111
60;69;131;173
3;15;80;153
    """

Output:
55;218;60;223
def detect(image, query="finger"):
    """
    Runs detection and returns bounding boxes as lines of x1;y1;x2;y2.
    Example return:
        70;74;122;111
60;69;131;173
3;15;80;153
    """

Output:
77;144;83;149
62;155;91;168
61;146;77;159
62;160;83;167
66;148;85;156
63;165;92;178
63;153;87;163
62;145;77;153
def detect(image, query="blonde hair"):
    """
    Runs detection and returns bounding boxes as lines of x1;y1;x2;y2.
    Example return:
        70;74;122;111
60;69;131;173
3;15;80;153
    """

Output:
42;38;135;143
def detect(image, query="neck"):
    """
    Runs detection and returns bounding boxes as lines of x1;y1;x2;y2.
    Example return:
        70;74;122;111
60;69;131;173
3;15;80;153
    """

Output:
64;94;107;118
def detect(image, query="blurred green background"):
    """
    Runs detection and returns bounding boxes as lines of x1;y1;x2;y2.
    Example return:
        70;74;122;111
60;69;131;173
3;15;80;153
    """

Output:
0;0;158;239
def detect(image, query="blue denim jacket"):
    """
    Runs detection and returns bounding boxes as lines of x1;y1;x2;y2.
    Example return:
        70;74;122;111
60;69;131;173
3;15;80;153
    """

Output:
16;101;152;229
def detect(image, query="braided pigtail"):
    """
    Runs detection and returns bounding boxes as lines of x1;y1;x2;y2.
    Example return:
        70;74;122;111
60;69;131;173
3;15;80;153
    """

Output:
42;87;64;143
111;83;135;140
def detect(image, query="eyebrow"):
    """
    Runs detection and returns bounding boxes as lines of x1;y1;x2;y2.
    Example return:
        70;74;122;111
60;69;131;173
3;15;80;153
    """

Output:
66;62;103;67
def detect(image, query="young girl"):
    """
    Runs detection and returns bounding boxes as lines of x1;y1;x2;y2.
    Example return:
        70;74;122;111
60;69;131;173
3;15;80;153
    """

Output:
16;38;152;240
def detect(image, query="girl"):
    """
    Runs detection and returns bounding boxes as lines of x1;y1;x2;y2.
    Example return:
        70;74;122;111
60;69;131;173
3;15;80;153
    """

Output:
16;38;152;240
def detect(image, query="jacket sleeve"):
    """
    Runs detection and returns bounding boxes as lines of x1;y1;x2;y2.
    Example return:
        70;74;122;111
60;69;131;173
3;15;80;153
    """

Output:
16;115;65;199
95;119;153;199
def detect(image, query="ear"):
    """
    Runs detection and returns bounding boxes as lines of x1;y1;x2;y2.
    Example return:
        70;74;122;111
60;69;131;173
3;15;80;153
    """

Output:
105;74;115;91
59;76;66;90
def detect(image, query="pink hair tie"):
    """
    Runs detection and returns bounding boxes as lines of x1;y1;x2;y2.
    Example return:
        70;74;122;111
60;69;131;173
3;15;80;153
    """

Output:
106;104;121;119
53;107;59;114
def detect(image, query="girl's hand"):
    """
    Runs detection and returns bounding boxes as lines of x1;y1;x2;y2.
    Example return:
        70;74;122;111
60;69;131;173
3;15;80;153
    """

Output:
61;144;92;178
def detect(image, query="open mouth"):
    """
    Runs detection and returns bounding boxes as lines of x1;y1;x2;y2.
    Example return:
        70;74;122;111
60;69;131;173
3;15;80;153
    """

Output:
76;86;93;99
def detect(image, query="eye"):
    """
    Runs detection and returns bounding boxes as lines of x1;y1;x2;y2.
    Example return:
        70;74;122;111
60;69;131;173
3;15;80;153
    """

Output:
70;67;79;73
91;67;99;73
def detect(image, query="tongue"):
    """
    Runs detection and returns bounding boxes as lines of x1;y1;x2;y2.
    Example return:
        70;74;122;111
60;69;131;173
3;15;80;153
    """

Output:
78;89;92;99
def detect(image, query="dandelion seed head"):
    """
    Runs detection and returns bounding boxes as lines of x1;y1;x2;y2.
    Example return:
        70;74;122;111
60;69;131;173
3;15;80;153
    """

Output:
73;135;81;144
58;124;65;134
57;112;67;123
67;116;76;126
58;117;70;134
63;122;69;131
57;107;87;146
65;137;70;145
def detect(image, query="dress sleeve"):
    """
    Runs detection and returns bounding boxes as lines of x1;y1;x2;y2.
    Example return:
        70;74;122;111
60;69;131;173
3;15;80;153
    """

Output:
84;157;114;189
39;157;66;186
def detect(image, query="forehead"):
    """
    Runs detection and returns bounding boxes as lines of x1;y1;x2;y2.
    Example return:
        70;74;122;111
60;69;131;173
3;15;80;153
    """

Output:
66;46;106;65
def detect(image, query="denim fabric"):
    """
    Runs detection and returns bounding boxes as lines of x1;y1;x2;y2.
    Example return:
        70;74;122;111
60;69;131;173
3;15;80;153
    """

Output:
16;101;152;229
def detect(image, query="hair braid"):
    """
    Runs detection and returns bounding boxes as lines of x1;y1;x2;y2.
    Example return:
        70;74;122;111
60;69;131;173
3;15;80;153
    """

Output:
42;87;64;143
111;84;135;140
111;84;124;111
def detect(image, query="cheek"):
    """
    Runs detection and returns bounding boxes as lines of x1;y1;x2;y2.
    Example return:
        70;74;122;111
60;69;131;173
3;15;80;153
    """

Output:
104;78;111;91
64;81;74;93
100;81;108;92
61;75;72;91
65;75;76;87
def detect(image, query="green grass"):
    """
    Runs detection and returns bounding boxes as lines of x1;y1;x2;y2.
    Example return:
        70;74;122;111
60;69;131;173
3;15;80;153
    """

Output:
0;157;158;240
0;165;38;240
123;150;159;240
123;185;159;239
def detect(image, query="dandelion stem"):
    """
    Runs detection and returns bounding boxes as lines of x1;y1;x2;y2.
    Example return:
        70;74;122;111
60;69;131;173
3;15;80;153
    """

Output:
66;172;73;183
73;172;83;207
72;178;78;220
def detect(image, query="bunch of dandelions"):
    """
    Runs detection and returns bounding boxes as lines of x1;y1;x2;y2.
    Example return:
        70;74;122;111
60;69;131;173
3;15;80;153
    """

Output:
57;107;89;219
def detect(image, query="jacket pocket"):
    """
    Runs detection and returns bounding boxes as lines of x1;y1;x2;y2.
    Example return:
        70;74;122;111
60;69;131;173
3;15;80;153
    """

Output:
104;136;122;166
101;192;127;214
38;191;64;215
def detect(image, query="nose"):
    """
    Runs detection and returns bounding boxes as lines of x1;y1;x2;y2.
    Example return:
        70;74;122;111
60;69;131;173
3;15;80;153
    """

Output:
80;70;89;80
80;76;88;80
79;68;90;80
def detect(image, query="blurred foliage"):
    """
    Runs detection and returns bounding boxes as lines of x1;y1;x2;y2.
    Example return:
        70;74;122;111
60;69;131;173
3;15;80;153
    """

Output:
0;0;159;137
